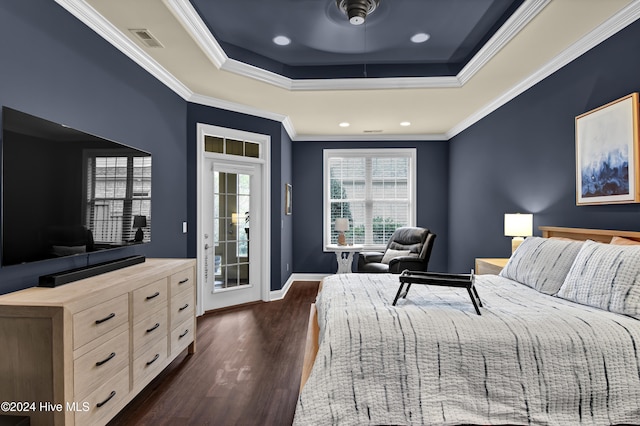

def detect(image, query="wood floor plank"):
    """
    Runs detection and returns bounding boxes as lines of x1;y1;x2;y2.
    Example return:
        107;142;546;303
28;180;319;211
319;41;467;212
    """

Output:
108;280;319;426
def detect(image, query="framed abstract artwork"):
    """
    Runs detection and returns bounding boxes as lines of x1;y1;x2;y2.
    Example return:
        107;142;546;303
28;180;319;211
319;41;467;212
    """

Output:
285;183;292;215
575;92;640;205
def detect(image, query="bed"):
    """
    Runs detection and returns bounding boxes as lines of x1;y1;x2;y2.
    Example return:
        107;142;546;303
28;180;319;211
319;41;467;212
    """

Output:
294;227;640;425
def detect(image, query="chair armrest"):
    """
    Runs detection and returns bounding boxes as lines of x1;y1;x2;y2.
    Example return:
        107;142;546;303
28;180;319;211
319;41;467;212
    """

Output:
388;256;425;274
359;251;384;263
358;251;384;269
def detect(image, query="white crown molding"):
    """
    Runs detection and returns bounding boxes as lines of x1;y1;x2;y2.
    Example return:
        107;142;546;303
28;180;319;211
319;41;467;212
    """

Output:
293;133;448;142
219;59;464;91
457;0;551;85
290;76;461;91
281;117;297;140
222;58;294;90
187;92;298;141
54;0;192;100
447;0;640;139
188;92;292;126
162;0;227;69
185;97;296;141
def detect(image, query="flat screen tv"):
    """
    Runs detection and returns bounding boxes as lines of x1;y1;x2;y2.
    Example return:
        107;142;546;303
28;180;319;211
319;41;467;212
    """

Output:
1;107;151;267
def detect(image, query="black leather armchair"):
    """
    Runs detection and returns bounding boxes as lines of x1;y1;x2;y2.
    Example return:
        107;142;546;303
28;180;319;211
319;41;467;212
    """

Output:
357;227;436;274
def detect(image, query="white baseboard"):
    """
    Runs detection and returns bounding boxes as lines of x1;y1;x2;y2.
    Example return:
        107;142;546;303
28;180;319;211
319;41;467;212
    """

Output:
269;273;330;301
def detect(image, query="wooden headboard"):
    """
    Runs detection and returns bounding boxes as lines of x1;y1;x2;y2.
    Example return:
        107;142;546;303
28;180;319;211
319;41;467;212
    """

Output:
539;226;640;243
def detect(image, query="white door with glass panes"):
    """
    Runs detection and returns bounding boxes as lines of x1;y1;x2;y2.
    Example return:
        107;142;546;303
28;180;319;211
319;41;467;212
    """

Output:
201;160;262;311
197;124;270;315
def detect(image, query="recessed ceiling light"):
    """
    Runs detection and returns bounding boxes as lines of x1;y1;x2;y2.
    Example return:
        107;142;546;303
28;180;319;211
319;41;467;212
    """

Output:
400;121;411;127
339;122;350;128
410;33;430;43
273;35;291;46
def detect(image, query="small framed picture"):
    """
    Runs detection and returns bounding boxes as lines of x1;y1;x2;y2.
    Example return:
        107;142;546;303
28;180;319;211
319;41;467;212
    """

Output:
285;183;292;215
575;93;640;205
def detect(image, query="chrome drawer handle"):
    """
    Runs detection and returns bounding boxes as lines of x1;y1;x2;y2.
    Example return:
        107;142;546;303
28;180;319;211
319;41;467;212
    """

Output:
179;303;189;312
179;329;189;339
146;323;160;333
96;390;116;408
146;353;160;366
146;292;160;300
95;313;115;325
178;278;189;285
96;352;116;367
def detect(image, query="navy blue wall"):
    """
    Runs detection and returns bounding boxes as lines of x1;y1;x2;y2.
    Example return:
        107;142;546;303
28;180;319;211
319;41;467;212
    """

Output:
0;1;187;294
186;104;293;291
292;140;449;274
281;128;294;282
449;19;640;272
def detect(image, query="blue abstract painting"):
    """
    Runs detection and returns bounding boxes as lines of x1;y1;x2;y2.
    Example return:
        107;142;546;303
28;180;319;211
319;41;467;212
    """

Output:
581;147;629;197
576;94;638;205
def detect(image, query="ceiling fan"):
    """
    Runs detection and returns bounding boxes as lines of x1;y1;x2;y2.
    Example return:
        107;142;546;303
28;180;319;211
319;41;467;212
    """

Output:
336;0;380;25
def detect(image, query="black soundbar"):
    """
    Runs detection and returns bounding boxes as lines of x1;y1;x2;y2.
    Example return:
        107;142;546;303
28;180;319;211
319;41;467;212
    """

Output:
38;255;146;287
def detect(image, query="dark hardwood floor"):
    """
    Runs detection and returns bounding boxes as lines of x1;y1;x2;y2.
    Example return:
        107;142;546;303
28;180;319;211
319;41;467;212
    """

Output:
108;280;319;426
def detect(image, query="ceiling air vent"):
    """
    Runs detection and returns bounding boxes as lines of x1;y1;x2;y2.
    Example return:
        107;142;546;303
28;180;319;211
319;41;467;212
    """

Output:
363;129;383;133
129;29;164;48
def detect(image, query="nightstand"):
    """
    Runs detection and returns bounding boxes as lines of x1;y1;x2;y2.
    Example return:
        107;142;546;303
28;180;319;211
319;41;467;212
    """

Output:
475;258;509;275
326;244;364;273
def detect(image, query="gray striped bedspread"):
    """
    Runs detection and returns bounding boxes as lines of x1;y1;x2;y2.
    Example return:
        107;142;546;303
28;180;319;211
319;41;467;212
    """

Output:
294;273;640;425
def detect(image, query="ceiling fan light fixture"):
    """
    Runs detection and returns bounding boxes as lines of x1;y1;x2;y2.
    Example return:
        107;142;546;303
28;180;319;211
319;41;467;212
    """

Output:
337;0;380;26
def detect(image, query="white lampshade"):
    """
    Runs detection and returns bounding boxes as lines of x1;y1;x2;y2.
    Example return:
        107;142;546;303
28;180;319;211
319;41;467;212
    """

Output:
334;218;349;232
504;213;533;237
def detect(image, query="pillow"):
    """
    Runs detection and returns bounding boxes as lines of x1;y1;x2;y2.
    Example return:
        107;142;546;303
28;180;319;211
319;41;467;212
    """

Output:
381;249;411;265
557;240;640;319
499;237;584;295
610;236;640;245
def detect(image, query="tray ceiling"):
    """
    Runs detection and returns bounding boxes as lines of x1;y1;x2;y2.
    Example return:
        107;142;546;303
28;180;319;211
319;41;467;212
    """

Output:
59;0;638;140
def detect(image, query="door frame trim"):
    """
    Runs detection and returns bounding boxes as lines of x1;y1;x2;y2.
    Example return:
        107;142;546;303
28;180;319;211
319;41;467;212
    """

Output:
196;123;271;316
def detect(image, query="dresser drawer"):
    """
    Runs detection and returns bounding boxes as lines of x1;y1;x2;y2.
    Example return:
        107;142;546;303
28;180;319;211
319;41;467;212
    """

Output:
170;268;194;298
133;336;168;387
132;306;168;355
74;329;129;400
75;366;129;426
170;317;195;358
133;278;168;321
170;288;195;330
73;294;129;350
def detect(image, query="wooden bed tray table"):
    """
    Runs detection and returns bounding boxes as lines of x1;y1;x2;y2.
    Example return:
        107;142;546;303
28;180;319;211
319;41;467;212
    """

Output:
394;270;481;315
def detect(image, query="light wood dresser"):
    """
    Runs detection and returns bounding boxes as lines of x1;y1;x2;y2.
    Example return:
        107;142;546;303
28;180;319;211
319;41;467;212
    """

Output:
0;258;196;426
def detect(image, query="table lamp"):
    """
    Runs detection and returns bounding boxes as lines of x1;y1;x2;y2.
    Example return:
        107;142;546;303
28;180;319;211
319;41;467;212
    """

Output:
504;213;532;253
335;218;349;246
133;215;147;242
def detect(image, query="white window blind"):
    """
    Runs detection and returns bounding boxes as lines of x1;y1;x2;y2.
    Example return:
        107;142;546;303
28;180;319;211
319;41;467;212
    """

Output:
85;152;151;244
324;149;416;250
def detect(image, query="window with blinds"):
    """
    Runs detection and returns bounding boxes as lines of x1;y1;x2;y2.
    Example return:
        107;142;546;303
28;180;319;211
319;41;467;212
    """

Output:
324;149;416;249
85;152;151;244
